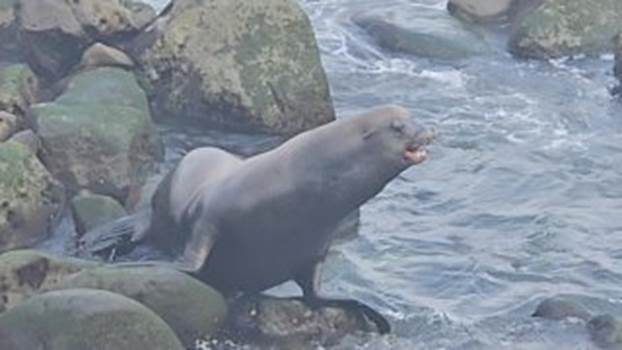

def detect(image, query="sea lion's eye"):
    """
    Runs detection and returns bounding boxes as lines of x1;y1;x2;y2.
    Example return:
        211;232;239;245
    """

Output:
390;120;405;133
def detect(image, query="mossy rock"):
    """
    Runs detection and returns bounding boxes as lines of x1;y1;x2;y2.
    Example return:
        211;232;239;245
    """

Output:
0;64;38;127
33;67;162;203
509;0;622;58
71;191;127;236
135;0;334;134
0;250;227;346
58;265;228;346
0;142;65;253
0;288;184;350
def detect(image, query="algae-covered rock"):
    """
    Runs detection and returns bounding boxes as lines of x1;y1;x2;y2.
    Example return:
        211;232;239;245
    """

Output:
0;111;16;141
59;265;227;346
16;0;156;80
33;67;162;203
0;250;227;346
0;142;64;253
0;64;38;127
135;0;334;134
509;0;622;59
0;288;185;350
0;0;19;62
354;4;490;60
71;191;127;236
0;250;98;312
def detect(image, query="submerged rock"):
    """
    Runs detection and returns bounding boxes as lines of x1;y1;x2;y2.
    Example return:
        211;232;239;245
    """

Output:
71;191;127;236
509;0;622;59
614;34;622;94
0;64;38;128
16;0;156;81
220;294;381;349
7;129;39;154
354;4;489;60
0;141;65;253
33;67;162;203
532;296;592;321
134;0;334;134
0;288;185;350
587;314;622;348
447;0;543;24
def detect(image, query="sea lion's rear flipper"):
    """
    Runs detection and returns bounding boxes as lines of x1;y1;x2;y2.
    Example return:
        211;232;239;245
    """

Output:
295;261;391;334
78;210;151;260
173;221;218;273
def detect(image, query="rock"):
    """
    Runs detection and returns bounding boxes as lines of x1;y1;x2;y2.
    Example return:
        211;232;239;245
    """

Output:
0;250;98;312
58;265;227;346
0;141;65;253
33;67;162;203
16;0;156;81
0;250;227;346
0;111;16;141
7;129;39;153
0;288;185;350
134;0;334;134
587;314;622;348
0;64;38;127
532;296;592;321
70;191;127;236
79;43;135;70
220;294;381;348
354;4;489;60
0;0;19;62
509;0;622;59
447;0;514;23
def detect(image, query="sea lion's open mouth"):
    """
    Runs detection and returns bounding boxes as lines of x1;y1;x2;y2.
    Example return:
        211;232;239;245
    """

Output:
403;144;427;164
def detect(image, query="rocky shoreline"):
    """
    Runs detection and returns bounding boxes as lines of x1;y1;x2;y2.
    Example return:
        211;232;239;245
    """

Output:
2;0;622;348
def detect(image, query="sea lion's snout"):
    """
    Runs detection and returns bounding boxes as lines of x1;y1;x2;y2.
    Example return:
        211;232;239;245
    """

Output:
403;126;435;165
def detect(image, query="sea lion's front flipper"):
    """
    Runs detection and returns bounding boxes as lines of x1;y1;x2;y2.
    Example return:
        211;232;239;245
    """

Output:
173;222;218;273
295;262;391;334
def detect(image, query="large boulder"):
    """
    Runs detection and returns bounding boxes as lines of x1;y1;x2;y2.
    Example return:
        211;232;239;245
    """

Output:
0;250;227;346
57;265;227;346
134;0;334;134
0;289;185;350
354;4;489;60
0;141;64;253
33;67;162;203
0;64;38;128
16;0;156;81
509;0;622;59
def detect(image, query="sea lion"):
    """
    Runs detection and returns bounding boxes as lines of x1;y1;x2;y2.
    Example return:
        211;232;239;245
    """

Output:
80;105;434;333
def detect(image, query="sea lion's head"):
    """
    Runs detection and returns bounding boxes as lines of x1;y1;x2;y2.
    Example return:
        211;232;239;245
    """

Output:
359;105;434;169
